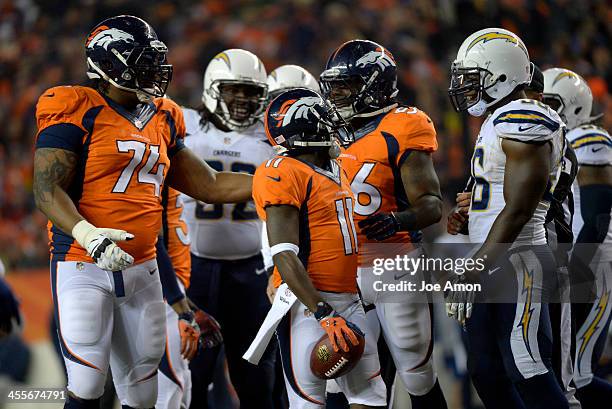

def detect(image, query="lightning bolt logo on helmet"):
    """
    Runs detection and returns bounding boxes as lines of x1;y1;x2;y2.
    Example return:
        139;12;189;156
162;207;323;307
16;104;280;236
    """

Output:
552;70;579;87
466;31;529;57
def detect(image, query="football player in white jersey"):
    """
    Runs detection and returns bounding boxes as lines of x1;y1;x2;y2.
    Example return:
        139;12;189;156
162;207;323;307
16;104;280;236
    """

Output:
447;28;569;409
179;49;277;408
543;68;612;408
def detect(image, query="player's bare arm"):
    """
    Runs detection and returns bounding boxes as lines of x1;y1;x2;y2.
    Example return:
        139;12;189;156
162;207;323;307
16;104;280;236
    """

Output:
577;164;612;186
167;147;252;204
358;150;442;241
471;139;551;274
265;204;324;312
33;148;82;233
399;150;443;228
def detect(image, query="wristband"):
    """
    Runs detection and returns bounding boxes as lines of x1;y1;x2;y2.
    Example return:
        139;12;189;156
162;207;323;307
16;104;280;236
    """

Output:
178;310;195;322
313;301;334;321
270;243;299;257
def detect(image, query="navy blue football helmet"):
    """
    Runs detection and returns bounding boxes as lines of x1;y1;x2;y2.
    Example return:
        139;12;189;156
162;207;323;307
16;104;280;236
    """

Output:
264;88;351;154
320;40;398;119
85;15;172;98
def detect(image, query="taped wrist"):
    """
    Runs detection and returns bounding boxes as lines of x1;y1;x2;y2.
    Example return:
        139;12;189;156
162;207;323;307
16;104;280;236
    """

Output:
270;243;299;257
72;219;96;247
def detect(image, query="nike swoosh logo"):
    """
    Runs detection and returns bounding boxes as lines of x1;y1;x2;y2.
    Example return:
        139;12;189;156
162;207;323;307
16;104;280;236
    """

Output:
394;272;411;280
255;268;266;275
149;268;157;275
518;125;537;132
488;267;501;276
267;175;281;182
592;147;604;153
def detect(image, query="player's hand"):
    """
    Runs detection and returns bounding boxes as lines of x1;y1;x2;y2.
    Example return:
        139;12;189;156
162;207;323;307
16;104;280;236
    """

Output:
178;311;201;360
445;274;476;325
447;210;467;235
318;313;363;353
194;309;223;349
447;192;471;235
358;212;401;241
456;191;471;212
0;277;21;337
266;274;277;304
72;220;134;271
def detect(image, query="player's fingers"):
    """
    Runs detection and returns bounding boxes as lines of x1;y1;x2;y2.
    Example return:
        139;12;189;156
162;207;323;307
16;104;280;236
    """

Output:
101;229;131;242
456;192;471;203
452;212;466;223
335;330;349;352
457;198;471;208
466;303;473;320
342;326;359;346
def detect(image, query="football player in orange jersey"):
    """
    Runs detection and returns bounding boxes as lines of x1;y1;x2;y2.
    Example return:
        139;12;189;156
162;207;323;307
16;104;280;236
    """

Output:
320;40;448;409
32;16;251;409
252;88;387;408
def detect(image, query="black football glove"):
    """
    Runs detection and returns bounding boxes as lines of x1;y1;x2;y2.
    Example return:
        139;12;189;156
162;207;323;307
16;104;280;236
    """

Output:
358;212;401;241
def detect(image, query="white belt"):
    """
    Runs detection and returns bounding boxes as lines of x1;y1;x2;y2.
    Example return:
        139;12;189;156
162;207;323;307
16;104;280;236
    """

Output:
243;283;297;364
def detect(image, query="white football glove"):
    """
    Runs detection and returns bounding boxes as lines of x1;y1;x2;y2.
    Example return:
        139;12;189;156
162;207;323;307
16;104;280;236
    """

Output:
445;274;476;325
72;220;135;271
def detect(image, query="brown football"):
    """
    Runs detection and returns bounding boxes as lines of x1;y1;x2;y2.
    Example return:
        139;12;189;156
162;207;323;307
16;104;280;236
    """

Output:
310;332;365;379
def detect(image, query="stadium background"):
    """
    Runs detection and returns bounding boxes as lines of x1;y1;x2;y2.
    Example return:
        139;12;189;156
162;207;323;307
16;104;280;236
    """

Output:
0;0;610;408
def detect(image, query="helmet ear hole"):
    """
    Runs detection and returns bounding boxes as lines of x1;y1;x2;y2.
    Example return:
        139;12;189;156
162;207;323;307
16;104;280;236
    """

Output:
498;74;507;83
575;107;582;115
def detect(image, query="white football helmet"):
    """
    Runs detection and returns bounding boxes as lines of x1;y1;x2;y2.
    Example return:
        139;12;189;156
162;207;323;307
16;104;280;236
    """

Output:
267;65;320;100
449;28;532;117
202;49;268;130
542;68;593;129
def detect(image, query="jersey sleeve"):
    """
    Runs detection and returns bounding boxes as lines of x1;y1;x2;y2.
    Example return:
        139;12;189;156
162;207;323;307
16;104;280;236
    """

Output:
492;99;562;143
392;108;438;166
158;98;187;157
253;157;309;221
567;126;612;166
164;188;191;289
35;86;87;152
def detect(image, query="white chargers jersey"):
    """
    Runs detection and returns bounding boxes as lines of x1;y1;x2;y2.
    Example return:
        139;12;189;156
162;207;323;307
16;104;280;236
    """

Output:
568;124;612;243
468;99;565;245
181;108;275;260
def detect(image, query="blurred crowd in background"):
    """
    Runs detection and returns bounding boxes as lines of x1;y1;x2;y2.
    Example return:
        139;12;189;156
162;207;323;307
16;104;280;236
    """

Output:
0;0;610;269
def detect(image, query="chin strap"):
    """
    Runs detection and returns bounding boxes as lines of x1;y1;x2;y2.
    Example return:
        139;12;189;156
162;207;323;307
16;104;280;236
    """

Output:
351;103;398;119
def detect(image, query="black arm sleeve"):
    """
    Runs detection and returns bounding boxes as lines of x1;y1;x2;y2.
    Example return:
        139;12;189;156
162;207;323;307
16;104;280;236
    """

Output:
576;184;612;244
156;237;185;305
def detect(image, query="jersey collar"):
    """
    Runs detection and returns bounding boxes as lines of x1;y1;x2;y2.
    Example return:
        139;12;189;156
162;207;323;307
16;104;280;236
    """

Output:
101;94;157;131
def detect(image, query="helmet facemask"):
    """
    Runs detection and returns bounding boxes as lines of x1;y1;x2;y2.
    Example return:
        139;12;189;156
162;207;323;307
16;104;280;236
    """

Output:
209;81;268;130
87;40;172;101
320;74;364;120
448;65;496;116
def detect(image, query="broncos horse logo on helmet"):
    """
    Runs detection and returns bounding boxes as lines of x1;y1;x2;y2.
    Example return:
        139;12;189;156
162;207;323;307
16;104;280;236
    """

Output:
320;40;398;120
85;15;172;99
264;88;351;154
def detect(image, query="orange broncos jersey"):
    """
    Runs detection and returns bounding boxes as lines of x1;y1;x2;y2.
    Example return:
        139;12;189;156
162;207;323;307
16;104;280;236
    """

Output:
35;85;185;264
253;156;359;293
340;106;437;247
162;187;191;288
